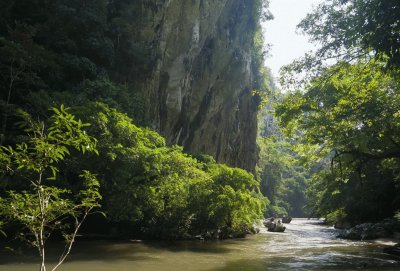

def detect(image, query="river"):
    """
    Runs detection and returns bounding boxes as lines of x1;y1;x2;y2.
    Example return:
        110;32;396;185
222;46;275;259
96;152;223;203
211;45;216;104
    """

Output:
1;219;399;270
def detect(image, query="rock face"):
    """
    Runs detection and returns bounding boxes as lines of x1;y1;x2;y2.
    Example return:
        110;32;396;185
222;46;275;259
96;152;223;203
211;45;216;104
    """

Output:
131;0;261;171
337;219;400;240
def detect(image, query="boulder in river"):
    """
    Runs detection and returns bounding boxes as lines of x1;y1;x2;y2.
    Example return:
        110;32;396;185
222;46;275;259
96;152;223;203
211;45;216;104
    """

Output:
274;220;286;232
264;218;286;232
337;218;400;240
263;218;275;228
282;216;292;224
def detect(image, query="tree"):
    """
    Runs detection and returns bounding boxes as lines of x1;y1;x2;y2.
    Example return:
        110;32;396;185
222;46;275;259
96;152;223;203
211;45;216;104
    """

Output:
206;164;267;235
0;24;49;145
281;0;400;87
278;60;400;162
256;79;309;218
0;105;101;271
258;128;308;217
276;61;400;224
70;102;267;238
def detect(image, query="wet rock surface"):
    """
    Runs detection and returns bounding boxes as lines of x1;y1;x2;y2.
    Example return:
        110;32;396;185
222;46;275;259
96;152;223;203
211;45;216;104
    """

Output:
263;218;286;232
337;218;400;240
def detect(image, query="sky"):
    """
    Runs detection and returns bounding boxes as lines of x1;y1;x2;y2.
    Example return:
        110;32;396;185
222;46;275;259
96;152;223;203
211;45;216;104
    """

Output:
262;0;322;78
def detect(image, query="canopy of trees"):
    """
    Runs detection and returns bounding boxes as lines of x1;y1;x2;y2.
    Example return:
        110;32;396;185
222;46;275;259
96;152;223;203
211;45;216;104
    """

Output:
71;102;267;238
0;106;101;271
277;0;400;225
256;68;309;218
281;0;400;88
0;103;267;251
0;4;269;268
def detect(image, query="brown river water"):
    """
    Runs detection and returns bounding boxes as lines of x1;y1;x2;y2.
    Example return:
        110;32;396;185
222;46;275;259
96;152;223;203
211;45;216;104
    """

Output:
1;219;399;271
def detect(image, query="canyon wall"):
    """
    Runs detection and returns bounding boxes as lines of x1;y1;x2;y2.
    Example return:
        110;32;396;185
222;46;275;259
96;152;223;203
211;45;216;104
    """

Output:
130;0;262;171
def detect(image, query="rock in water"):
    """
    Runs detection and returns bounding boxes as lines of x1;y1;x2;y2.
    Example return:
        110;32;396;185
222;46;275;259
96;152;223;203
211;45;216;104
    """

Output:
338;218;400;240
282;216;292;224
264;218;286;232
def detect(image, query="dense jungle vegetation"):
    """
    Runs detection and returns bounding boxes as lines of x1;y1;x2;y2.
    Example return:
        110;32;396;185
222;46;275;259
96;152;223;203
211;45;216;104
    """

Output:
1;1;400;269
256;69;308;218
275;0;400;226
0;0;269;255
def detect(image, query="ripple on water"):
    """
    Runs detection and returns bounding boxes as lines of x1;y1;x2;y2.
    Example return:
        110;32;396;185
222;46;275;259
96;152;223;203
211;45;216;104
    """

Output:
0;218;399;271
256;219;400;271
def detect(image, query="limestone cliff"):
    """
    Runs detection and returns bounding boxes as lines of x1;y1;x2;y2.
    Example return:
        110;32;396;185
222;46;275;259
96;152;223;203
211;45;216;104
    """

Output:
129;0;262;172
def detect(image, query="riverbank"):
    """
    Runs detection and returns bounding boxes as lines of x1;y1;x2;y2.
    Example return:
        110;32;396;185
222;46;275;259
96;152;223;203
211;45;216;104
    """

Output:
337;218;400;241
328;217;400;257
1;219;399;271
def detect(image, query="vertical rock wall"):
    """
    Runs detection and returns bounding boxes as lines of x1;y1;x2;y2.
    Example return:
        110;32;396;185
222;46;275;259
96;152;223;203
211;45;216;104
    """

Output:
136;0;261;171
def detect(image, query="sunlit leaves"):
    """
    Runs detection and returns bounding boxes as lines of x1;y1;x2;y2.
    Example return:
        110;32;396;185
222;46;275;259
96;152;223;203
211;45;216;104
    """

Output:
279;60;400;160
0;105;101;270
281;0;400;88
277;60;400;223
74;102;266;238
205;164;267;234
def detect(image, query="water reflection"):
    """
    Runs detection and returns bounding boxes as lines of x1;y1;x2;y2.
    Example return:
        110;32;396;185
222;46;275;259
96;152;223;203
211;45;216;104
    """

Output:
0;219;399;271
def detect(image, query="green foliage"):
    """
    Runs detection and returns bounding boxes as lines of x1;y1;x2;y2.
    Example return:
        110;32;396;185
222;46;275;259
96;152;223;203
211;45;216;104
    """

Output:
257;78;309;218
258;134;308;217
71;102;266;238
254;0;274;22
300;0;400;67
32;79;147;125
281;0;400;88
0;0;270;241
207;164;267;234
0;24;55;145
0;0;155;131
107;0;160;81
276;0;400;225
251;0;273;94
277;61;400;224
325;208;347;226
0;106;101;270
278;61;400;162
